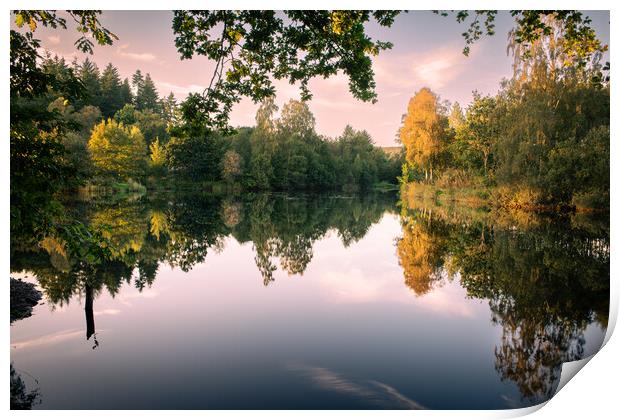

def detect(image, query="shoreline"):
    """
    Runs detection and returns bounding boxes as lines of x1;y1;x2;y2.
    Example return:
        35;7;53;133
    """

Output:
401;182;609;215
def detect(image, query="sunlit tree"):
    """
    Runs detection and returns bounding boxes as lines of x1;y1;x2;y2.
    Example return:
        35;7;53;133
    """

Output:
399;87;449;182
88;119;147;180
277;100;316;140
148;138;166;176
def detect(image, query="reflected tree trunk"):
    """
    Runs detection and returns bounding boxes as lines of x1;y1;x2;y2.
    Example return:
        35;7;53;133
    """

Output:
85;284;95;341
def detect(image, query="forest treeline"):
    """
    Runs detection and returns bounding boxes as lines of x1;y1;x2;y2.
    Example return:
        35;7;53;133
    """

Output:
37;55;402;191
11;50;402;245
398;16;610;211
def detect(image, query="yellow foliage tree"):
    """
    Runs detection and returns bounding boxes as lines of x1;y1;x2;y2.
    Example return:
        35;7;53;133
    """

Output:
88;119;147;180
399;87;448;182
149;138;166;167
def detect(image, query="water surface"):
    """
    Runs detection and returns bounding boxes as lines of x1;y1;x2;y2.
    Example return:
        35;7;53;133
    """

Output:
10;192;609;409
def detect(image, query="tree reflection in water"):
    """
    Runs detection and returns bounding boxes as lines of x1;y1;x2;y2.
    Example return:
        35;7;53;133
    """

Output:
9;191;609;406
11;191;397;341
397;198;609;405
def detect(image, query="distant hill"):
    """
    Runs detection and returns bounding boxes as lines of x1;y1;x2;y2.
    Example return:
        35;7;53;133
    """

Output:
380;146;403;156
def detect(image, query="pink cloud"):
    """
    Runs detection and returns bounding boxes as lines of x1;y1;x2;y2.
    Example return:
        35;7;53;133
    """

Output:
117;44;156;62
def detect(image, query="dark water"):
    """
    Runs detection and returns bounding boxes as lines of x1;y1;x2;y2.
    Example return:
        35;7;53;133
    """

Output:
10;192;609;409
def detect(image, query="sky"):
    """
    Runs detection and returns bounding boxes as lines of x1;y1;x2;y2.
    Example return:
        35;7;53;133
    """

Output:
15;10;611;146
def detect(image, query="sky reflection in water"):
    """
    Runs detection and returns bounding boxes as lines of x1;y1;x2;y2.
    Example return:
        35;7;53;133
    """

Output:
10;193;608;409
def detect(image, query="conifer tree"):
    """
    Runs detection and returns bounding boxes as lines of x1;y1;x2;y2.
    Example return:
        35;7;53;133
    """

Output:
120;78;133;106
99;63;123;118
77;58;101;108
135;73;160;112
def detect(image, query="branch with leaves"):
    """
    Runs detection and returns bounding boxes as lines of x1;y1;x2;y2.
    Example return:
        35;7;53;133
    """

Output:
435;10;607;64
13;10;117;54
172;10;399;133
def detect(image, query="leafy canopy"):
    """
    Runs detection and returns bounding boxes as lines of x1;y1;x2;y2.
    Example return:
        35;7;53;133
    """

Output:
172;10;399;132
12;10;607;133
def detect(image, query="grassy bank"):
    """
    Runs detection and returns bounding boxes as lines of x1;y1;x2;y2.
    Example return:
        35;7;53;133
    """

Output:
401;182;608;214
401;182;491;208
399;182;492;225
77;179;147;201
400;182;609;231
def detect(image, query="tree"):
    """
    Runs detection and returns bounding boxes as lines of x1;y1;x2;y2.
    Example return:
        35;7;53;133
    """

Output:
277;100;316;140
411;12;609;209
134;109;169;146
40;54;77;97
46;99;102;178
72;105;103;135
335;125;381;189
246;97;278;190
135;73;160;112
76;58;101;108
11;10;609;207
171;10;607;131
131;69;144;91
13;10;117;53
247;152;273;190
463;93;498;176
120;78;133;106
88;119;147;180
148;138;167;176
399;88;449;182
255;96;278;134
221;149;243;183
114;103;138;125
166;135;224;181
99;63;125;118
114;104;169;146
448;102;465;131
10;31;87;242
10;10;118;246
437;10;607;63
491;15;609;207
160;92;181;127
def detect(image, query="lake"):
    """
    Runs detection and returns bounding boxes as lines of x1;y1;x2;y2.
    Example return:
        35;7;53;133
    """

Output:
10;191;609;409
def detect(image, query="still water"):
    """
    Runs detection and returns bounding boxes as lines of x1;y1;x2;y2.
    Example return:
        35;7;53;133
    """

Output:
10;192;609;409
